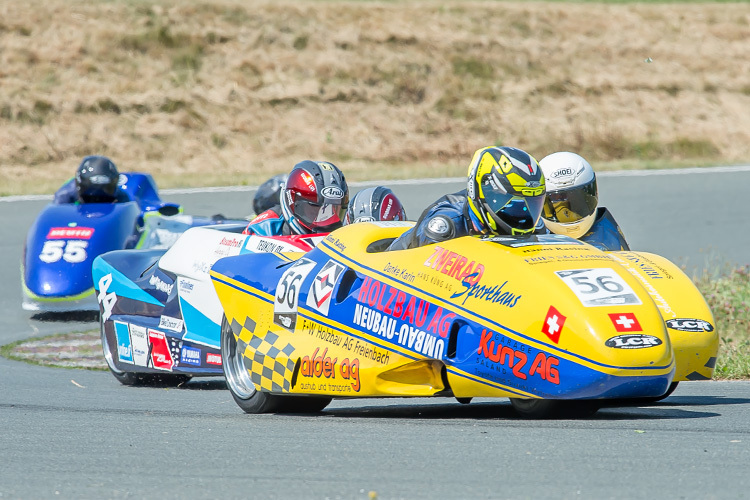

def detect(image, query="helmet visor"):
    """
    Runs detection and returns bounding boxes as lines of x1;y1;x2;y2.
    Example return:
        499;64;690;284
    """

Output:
485;192;546;231
294;200;346;230
543;182;597;223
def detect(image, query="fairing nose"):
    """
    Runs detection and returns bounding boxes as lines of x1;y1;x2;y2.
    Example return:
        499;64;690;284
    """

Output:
24;262;93;297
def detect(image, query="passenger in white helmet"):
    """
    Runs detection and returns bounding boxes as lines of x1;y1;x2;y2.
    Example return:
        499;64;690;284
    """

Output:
538;151;629;251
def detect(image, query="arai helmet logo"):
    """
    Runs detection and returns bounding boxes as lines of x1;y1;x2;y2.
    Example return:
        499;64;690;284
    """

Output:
321;186;344;199
605;334;662;349
666;318;714;332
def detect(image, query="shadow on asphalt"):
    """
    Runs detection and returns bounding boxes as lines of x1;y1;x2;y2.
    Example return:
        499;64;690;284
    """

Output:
317;399;726;421
30;311;99;323
180;378;227;391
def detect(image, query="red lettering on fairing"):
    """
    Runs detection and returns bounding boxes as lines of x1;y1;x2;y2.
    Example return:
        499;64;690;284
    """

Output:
376;284;387;311
440;252;458;274
393;291;406;317
427;307;445;334
358;276;371;302
477;328;559;385
383;288;396;315
449;256;468;279
402;296;417;324
414;300;429;328
367;281;381;307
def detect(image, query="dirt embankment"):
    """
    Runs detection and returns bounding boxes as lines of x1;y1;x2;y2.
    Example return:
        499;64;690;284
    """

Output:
1;1;749;195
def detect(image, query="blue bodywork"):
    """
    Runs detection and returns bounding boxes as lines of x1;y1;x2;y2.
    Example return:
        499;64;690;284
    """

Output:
22;173;180;312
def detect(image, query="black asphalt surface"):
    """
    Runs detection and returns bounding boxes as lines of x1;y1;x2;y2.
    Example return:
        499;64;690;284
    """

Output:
2;170;749;499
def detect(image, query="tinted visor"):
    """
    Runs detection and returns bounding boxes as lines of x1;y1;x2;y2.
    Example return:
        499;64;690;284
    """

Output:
485;192;546;231
294;200;346;230
542;181;597;223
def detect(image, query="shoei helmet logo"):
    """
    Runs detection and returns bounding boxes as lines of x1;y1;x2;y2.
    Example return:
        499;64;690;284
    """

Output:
665;318;714;333
605;334;662;349
321;186;344;200
551;167;574;179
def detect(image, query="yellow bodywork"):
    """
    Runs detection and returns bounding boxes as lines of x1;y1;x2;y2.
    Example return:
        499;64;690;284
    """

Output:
211;222;718;400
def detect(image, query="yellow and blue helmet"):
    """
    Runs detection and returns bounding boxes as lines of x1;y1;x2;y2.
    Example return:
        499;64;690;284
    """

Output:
466;146;546;236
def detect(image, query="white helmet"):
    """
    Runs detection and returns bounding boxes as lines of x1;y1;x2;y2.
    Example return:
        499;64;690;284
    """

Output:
538;152;598;239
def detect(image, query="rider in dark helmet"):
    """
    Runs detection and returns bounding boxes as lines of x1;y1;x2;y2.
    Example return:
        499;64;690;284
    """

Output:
53;155;127;204
252;173;289;216
344;186;407;225
243;160;349;236
388;146;546;250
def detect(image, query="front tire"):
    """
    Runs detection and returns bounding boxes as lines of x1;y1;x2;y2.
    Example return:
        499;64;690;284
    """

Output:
220;315;330;414
510;398;600;419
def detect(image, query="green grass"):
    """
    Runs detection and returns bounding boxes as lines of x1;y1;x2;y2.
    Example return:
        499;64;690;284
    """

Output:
695;265;750;379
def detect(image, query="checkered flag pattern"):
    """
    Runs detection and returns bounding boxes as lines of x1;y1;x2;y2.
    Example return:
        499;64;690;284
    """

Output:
231;317;296;393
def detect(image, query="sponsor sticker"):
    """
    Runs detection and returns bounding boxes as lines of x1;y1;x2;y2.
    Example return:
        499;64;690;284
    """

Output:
666;318;714;333
114;321;133;364
273;258;317;331
608;312;642;332
206;353;222;365
605;334;662;349
149;275;174;295
129;324;149;366
148;329;174;371
180;346;201;366
46;227;95;240
556;268;641;307
158;315;184;332
306;260;346;316
541;306;565;344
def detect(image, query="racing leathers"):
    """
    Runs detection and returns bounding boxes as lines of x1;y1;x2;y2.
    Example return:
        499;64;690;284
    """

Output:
387;190;484;251
242;205;295;236
579;207;630;251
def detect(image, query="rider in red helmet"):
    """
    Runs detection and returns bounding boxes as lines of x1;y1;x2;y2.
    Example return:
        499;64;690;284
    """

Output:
243;161;349;236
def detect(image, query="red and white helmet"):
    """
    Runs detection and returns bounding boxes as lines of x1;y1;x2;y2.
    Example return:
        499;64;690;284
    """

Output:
344;186;407;225
280;160;349;234
539;152;598;238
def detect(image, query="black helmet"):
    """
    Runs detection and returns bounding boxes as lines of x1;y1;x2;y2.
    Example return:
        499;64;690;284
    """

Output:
466;146;546;236
253;173;288;215
75;156;119;203
280;160;349;234
344;186;407;225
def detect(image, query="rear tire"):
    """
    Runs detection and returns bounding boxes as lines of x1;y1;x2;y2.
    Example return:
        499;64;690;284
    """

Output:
510;398;600;419
101;317;190;387
221;315;330;414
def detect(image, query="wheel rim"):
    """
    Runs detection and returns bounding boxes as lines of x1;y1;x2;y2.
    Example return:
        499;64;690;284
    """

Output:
221;319;257;400
100;318;125;375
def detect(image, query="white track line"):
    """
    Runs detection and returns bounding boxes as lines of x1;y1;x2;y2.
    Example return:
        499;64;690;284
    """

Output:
3;164;749;203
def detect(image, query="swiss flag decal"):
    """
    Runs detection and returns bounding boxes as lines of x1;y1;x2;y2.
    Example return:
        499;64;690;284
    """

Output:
542;306;566;343
608;313;642;332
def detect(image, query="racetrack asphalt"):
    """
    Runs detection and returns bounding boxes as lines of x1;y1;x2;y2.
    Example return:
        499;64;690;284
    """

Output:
2;169;750;499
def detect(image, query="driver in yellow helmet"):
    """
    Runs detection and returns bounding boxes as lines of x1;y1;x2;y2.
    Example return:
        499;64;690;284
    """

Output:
388;146;546;250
